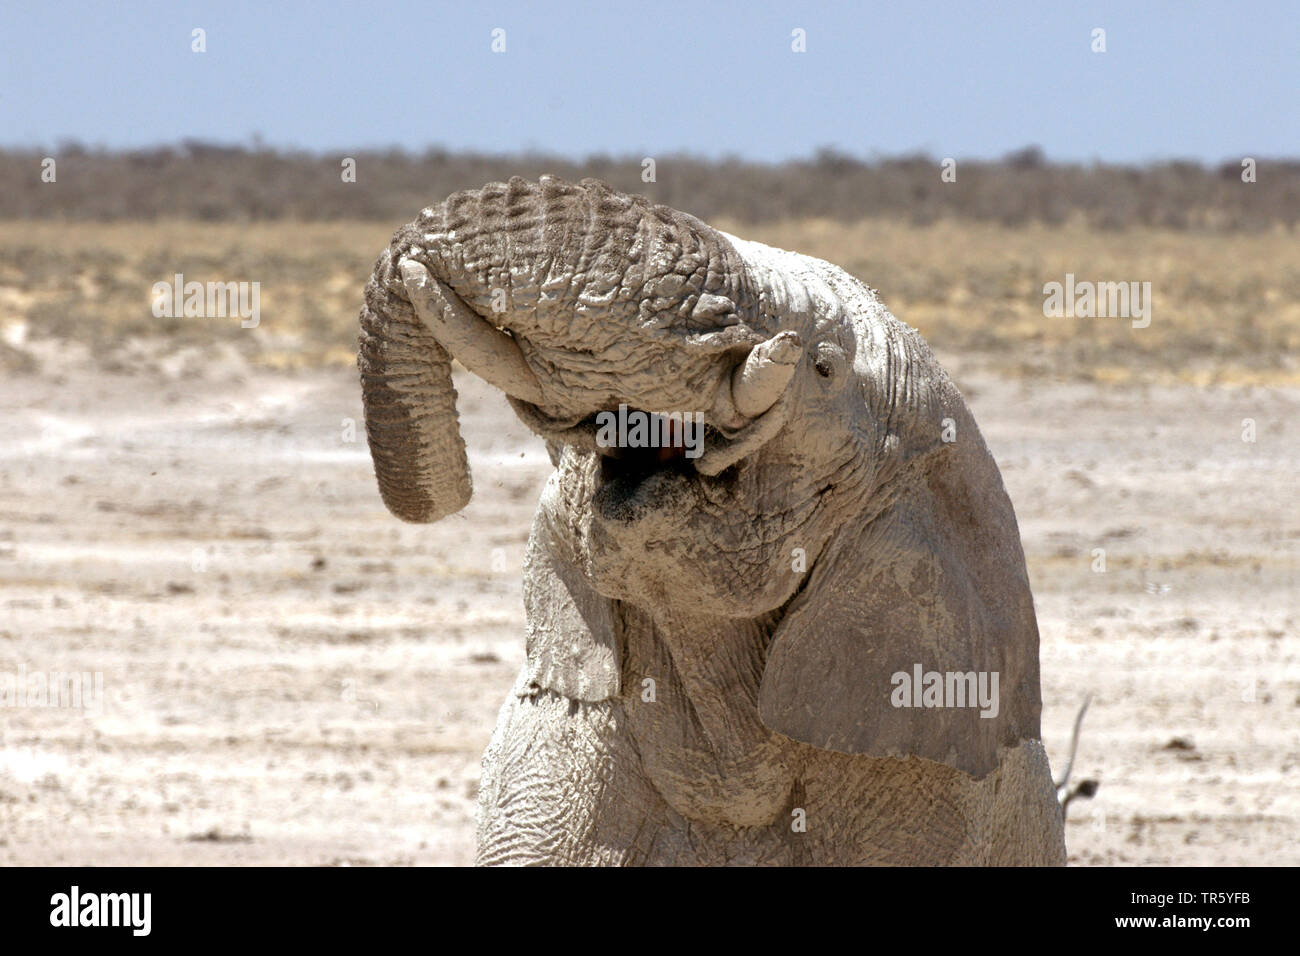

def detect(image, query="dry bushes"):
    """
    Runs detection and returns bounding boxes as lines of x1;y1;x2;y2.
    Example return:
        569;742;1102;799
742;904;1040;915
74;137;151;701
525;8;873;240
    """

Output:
2;144;1297;231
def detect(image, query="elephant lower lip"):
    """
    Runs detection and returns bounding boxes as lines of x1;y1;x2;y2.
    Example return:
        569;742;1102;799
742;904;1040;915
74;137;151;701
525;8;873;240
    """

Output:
593;459;692;521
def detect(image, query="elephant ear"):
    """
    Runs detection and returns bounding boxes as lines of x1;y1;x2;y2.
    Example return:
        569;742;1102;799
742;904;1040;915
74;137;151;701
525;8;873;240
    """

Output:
757;444;1042;779
519;473;621;702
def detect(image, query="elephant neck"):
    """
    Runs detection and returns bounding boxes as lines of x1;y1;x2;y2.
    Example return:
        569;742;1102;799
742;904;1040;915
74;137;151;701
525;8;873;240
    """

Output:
616;602;801;828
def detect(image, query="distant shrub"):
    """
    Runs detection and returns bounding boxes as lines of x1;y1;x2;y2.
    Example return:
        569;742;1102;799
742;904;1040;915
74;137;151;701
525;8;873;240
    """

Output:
1;143;1296;231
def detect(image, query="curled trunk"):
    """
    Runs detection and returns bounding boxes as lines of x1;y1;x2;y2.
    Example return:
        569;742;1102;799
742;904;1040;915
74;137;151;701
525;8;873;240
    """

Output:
358;176;763;523
358;246;470;523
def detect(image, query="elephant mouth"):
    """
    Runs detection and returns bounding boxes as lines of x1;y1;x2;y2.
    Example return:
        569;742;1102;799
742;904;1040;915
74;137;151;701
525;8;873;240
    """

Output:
591;415;737;509
523;404;788;524
596;424;697;483
594;446;699;518
509;398;791;497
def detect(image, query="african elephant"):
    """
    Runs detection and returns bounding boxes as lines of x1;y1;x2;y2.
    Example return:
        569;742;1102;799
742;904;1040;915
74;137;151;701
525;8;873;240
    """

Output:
358;176;1066;865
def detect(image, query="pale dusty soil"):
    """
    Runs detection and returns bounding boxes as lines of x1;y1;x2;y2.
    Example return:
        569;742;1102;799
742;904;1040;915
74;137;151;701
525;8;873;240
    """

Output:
0;346;1296;866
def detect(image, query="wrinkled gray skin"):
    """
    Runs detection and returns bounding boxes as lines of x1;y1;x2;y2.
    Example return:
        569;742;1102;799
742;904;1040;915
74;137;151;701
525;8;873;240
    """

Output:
359;177;1066;865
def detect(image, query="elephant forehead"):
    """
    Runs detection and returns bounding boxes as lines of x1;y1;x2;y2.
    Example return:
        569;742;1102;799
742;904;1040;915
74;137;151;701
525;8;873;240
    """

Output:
722;234;855;339
485;285;765;420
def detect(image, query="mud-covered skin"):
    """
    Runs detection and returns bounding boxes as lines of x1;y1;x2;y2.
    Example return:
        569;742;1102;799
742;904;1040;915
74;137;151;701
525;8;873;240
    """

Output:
476;687;1065;866
358;178;1067;866
481;427;1063;864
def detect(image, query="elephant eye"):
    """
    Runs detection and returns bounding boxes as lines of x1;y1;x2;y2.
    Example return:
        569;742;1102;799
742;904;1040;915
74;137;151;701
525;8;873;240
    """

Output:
814;356;834;377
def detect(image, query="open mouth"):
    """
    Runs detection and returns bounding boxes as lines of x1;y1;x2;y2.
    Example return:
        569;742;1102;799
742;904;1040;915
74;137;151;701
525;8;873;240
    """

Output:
597;416;698;488
507;394;791;488
594;451;695;522
581;409;720;520
597;446;695;508
587;411;762;524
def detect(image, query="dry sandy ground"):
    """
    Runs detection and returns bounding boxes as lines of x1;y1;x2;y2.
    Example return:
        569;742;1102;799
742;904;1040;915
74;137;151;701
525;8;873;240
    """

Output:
0;347;1296;866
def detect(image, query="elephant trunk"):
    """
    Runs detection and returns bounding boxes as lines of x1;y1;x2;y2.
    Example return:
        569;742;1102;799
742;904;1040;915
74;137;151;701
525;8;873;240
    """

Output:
358;245;470;523
359;176;763;524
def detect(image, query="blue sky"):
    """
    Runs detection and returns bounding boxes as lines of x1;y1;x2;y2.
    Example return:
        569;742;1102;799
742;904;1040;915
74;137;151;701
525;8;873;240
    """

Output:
2;1;1295;163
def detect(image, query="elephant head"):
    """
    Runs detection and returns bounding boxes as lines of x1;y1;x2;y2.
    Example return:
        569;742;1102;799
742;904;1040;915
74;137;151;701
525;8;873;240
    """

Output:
359;176;1042;778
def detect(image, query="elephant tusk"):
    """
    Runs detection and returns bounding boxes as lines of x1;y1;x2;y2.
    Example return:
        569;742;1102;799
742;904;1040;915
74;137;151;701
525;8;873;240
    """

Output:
399;258;545;406
730;330;802;419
